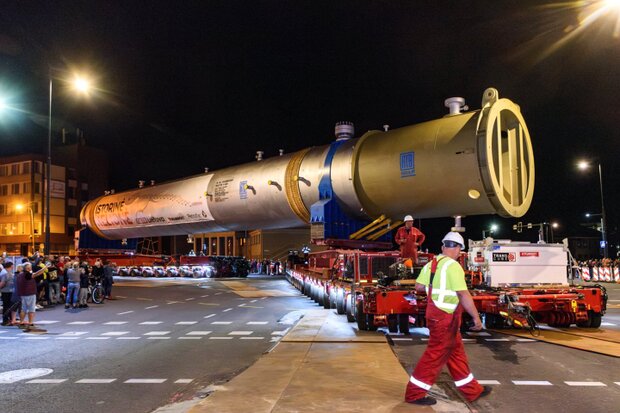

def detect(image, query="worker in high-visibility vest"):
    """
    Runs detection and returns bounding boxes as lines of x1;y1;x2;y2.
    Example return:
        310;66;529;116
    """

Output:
395;215;425;264
405;231;491;406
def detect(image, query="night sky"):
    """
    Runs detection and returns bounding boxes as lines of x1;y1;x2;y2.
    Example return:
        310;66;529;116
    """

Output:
1;1;618;251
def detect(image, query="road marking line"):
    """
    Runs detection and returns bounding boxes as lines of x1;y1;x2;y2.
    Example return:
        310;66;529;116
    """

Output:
145;305;159;310
214;292;222;295
238;305;263;309
175;321;198;325
185;298;195;301
115;295;127;298
25;336;49;340
76;379;116;383
478;380;501;385
0;331;6;334
60;332;88;336
421;338;429;341
565;381;606;386
199;303;219;306
117;337;141;340
86;337;111;340
391;338;413;341
462;339;476;342
125;379;167;383
140;321;163;325
0;337;17;340
136;298;153;301
601;322;616;326
223;308;233;312
209;337;233;340
250;300;258;303
516;338;536;342
240;337;265;340
200;294;209;298
485;339;510;342
117;311;134;315
144;331;171;336
178;337;202;340
203;314;216;319
55;337;80;340
513;381;552;386
67;321;94;325
102;332;129;336
148;337;171;340
466;332;491;336
36;320;60;324
261;297;267;300
247;321;269;325
615;382;620;386
271;330;288;335
228;331;253;335
167;301;181;305
104;321;128;325
211;321;232;325
187;331;212;336
27;379;67;383
175;379;194;383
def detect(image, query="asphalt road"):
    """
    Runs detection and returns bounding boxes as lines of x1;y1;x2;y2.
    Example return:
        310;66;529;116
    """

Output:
388;281;620;413
0;276;316;413
2;277;618;413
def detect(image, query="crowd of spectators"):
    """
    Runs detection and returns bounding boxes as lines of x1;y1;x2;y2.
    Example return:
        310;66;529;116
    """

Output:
0;253;116;328
249;259;285;275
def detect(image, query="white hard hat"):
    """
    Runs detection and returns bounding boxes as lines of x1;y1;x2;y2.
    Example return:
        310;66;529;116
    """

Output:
442;232;465;249
403;215;414;222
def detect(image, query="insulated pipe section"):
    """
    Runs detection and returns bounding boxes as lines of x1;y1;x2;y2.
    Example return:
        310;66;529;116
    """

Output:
81;88;534;239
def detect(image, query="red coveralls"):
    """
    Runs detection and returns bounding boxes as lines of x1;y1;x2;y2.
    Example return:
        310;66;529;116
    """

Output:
405;259;483;402
395;226;425;263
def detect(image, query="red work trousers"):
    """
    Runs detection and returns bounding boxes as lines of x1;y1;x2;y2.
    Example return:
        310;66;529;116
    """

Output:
405;300;483;402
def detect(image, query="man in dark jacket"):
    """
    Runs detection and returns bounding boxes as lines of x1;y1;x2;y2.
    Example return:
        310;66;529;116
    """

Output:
16;263;47;326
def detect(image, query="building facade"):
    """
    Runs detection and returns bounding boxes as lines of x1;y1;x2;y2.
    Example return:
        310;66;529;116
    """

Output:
0;143;108;256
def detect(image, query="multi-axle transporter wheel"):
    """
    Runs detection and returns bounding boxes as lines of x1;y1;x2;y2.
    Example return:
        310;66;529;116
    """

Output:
346;295;356;322
587;311;602;328
387;314;398;333
336;290;346;315
356;300;367;331
398;314;410;335
323;291;331;309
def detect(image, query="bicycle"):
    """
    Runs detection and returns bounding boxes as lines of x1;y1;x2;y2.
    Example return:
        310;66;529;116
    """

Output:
88;278;105;304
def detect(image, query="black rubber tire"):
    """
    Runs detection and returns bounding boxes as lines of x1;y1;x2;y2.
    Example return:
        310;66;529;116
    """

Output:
398;314;410;335
356;300;367;331
387;314;398;333
323;292;331;309
317;287;325;306
92;286;105;304
589;311;602;328
367;313;377;331
346;295;356;322
336;291;345;315
329;291;337;309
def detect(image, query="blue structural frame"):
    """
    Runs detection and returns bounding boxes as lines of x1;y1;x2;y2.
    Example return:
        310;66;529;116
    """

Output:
310;140;392;242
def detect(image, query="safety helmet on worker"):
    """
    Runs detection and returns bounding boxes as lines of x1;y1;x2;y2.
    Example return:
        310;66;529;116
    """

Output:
403;215;414;222
441;232;465;249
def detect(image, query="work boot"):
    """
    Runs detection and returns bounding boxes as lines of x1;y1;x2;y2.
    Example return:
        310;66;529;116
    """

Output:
407;396;437;406
474;385;493;401
65;304;70;309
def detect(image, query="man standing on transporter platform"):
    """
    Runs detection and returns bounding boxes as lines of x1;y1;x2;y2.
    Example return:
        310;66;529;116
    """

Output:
395;215;425;264
405;231;491;406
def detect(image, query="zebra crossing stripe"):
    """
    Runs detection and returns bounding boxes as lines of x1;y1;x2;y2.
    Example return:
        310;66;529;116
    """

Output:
565;382;606;386
175;321;198;325
67;321;94;325
144;331;170;336
478;380;501;385
76;379;116;383
104;321;128;325
27;379;67;383
513;381;552;386
175;379;194;383
124;379;167;383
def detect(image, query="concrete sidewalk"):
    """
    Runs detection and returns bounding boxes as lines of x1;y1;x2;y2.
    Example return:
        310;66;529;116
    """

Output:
188;309;469;413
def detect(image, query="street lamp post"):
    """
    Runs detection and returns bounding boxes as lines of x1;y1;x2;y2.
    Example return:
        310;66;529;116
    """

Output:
482;224;498;239
44;69;93;257
578;160;608;258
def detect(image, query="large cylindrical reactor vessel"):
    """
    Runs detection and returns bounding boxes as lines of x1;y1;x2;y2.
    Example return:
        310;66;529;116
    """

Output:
81;88;534;239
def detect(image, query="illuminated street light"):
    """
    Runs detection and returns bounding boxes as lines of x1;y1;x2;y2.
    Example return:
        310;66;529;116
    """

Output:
482;224;498;239
578;159;608;258
15;203;36;255
45;68;95;257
